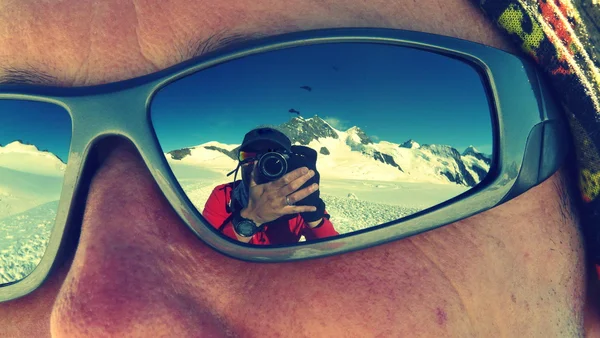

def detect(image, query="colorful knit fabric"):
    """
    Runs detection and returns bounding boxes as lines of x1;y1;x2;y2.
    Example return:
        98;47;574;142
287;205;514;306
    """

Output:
474;0;600;267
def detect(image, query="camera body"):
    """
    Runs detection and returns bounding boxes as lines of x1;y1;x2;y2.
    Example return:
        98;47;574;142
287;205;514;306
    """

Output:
254;150;305;185
253;145;318;187
252;145;320;210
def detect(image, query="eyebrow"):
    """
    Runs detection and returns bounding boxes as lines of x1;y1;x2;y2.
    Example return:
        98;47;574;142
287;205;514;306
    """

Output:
0;31;265;86
0;66;60;85
192;31;265;59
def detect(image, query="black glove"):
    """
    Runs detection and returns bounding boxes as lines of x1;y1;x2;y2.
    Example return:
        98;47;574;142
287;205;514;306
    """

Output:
290;145;320;203
300;197;326;223
290;145;325;222
291;145;317;170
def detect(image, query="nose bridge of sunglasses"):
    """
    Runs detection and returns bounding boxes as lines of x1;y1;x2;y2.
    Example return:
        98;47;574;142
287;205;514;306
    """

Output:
63;86;157;149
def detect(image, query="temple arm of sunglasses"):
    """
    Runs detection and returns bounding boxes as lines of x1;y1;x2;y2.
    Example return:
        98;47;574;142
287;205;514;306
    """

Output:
500;72;570;204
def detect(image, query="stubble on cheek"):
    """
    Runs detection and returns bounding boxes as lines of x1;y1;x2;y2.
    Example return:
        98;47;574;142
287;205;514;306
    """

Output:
0;0;537;335
0;262;71;337
408;170;586;335
47;144;244;336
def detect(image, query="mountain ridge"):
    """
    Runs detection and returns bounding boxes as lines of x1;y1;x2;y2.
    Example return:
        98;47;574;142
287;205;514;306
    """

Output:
165;115;491;187
0;140;67;164
0;141;67;177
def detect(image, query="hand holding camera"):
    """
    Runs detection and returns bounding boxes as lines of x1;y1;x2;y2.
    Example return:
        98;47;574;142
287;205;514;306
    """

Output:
241;145;325;225
242;164;319;226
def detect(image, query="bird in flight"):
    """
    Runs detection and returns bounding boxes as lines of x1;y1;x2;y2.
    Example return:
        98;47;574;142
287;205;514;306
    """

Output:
289;109;301;116
300;86;312;92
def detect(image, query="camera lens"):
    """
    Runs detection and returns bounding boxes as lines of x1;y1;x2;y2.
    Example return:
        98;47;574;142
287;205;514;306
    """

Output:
259;152;288;180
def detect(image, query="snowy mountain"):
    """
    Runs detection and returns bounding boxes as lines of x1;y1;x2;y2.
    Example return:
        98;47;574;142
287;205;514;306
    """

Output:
166;141;238;170
0;141;65;218
0;141;66;177
279;116;340;145
400;139;420;149
165;115;491;187
463;145;492;165
461;146;492;184
0;200;57;283
0;142;66;282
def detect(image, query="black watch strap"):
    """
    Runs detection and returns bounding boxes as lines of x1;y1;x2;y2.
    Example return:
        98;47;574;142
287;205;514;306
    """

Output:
232;210;258;237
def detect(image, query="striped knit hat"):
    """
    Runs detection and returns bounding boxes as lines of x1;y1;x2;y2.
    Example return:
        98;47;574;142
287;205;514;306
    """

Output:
475;0;600;274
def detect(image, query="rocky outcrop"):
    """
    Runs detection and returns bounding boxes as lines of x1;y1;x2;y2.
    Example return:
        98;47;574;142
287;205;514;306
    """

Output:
205;145;237;161
422;144;476;186
168;148;192;160
370;150;404;172
399;139;420;149
279;115;339;145
462;146;492;165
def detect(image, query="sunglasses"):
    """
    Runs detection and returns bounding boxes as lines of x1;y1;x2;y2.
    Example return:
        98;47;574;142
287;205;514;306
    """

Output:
239;151;259;163
0;28;568;302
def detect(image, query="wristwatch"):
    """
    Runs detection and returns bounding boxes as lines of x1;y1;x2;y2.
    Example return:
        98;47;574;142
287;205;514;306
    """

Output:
232;210;259;237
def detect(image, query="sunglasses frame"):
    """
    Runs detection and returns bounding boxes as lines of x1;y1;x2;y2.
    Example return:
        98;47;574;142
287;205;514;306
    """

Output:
0;28;568;302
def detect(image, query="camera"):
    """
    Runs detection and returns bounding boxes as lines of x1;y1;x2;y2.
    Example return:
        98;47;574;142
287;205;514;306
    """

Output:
253;146;317;186
254;151;300;185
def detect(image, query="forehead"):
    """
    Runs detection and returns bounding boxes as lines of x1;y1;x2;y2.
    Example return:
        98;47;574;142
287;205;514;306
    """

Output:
0;0;514;86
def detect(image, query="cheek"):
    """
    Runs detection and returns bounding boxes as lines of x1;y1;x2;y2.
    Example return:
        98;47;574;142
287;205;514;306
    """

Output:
222;241;472;336
241;165;252;183
0;260;71;337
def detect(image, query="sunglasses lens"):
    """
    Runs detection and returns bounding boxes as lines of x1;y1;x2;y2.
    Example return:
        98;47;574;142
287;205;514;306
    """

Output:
0;99;71;284
151;42;493;244
238;151;257;162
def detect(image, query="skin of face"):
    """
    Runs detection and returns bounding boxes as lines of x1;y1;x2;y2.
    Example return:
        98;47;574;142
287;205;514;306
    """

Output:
0;0;597;336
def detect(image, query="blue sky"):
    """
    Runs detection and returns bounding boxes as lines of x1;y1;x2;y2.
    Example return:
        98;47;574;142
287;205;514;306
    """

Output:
0;100;71;162
152;42;493;154
0;43;493;166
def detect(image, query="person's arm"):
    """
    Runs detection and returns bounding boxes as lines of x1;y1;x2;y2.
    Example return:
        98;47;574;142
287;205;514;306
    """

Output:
302;211;338;240
307;219;324;228
202;185;255;244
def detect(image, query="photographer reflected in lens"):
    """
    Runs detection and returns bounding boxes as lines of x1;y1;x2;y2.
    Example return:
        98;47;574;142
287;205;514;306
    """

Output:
202;127;339;244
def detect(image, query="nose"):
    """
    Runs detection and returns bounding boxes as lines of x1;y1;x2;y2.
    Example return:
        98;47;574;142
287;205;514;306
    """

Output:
49;140;233;337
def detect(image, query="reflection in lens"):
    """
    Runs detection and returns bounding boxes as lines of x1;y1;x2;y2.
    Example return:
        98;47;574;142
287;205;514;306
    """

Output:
0;100;71;284
261;154;285;178
151;42;493;244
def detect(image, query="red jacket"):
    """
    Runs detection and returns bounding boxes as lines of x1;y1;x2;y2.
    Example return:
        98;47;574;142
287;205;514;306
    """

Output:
202;182;339;245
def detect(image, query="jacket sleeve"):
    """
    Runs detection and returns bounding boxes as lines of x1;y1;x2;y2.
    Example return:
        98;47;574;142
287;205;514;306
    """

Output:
202;184;260;244
202;185;239;241
302;211;339;241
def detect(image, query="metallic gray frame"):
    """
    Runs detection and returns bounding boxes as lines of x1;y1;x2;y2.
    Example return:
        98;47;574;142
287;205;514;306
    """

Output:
0;28;568;302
